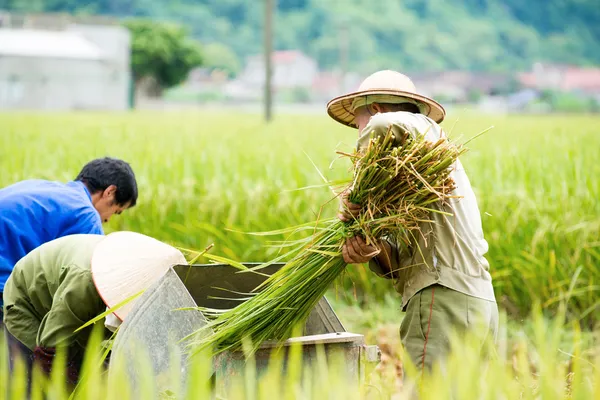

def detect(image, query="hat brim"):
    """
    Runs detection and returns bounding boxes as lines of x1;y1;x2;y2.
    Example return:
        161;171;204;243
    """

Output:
91;231;187;321
326;89;446;127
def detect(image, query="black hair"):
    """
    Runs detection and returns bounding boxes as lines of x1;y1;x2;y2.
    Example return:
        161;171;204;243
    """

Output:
76;157;138;207
366;102;421;115
385;103;421;114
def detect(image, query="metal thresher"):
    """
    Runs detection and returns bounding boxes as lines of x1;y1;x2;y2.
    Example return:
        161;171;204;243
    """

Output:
108;263;381;397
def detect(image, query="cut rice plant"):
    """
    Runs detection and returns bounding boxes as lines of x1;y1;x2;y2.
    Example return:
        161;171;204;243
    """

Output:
190;124;466;355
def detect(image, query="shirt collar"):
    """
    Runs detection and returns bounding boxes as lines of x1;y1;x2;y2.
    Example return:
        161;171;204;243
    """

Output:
67;180;94;203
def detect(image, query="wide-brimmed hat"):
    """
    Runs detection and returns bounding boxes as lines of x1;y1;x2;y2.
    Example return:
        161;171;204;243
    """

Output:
326;70;446;128
91;231;187;321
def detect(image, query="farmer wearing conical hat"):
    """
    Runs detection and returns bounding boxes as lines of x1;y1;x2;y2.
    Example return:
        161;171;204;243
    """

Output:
2;231;186;390
329;70;498;373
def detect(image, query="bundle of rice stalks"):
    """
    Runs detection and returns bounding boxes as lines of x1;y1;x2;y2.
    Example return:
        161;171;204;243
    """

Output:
190;125;466;356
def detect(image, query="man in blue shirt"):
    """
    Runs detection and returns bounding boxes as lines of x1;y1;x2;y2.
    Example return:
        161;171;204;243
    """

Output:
0;157;138;321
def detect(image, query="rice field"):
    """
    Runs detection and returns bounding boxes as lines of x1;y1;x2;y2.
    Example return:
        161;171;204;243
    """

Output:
1;305;598;399
1;110;599;397
1;110;598;323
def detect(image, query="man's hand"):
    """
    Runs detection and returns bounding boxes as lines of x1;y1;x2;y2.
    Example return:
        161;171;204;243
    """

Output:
342;236;381;264
337;191;394;274
338;191;361;222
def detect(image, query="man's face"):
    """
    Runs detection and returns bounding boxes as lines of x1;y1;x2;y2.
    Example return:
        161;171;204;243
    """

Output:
353;106;373;134
92;185;131;223
354;103;390;134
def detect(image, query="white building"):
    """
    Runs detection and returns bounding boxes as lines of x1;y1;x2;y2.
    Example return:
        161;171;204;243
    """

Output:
226;50;319;100
0;25;130;110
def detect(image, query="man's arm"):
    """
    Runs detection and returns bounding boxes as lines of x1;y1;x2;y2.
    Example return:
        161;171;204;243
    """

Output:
35;266;105;382
37;266;103;348
339;113;435;271
368;240;397;279
338;192;400;276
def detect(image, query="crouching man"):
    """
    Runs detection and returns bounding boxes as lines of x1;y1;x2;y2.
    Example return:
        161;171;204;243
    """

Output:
327;70;499;374
0;157;138;324
2;232;186;390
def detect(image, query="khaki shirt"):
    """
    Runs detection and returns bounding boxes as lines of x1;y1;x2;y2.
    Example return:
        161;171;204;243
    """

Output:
3;234;107;355
358;112;496;309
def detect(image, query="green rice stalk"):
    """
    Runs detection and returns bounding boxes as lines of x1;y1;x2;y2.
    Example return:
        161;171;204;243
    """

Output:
189;126;466;356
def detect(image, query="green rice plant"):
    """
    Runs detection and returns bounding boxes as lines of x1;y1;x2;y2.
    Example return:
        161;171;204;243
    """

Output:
1;303;598;399
189;125;465;355
0;110;598;399
0;111;598;326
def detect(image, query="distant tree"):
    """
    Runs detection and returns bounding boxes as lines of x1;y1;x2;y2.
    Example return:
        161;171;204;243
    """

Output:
123;19;203;97
490;77;523;96
3;0;600;72
278;0;309;11
590;98;600;114
202;43;241;78
3;0;45;11
467;88;483;104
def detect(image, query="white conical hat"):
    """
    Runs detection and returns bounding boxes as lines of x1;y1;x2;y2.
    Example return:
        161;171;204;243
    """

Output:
326;70;446;128
91;231;187;321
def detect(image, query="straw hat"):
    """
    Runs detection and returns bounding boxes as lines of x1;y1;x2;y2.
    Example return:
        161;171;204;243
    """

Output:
326;70;446;128
91;231;187;321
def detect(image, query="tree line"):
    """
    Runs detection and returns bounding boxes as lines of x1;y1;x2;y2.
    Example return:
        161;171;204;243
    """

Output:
3;0;599;90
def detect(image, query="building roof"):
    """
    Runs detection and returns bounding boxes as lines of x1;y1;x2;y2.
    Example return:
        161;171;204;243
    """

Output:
518;64;600;93
272;50;306;63
562;67;600;92
0;28;105;60
517;72;537;88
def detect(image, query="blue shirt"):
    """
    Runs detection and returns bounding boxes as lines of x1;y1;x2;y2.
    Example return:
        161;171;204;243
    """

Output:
0;180;103;292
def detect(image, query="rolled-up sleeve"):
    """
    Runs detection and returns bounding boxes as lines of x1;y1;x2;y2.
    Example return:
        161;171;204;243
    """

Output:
368;239;403;280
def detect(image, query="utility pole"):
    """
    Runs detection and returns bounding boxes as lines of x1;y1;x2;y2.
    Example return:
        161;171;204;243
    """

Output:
339;23;349;93
264;0;274;122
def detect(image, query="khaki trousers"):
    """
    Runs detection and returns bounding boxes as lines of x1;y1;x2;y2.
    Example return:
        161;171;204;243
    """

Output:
400;284;499;373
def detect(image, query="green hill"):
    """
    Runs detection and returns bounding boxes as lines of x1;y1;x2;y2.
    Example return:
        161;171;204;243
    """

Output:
3;0;599;73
